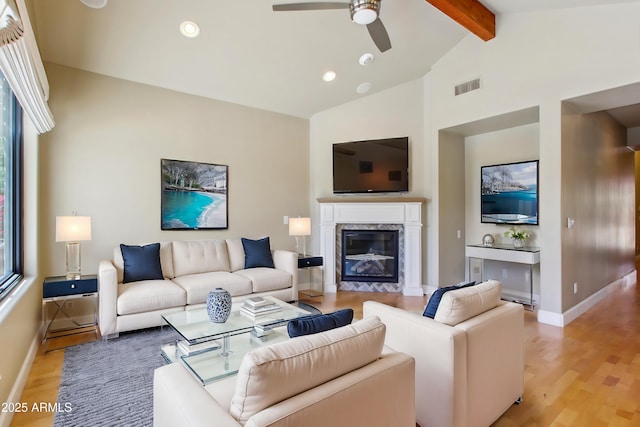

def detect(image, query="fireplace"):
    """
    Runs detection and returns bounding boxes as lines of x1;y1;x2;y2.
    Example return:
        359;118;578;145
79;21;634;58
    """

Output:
341;230;399;283
318;199;425;296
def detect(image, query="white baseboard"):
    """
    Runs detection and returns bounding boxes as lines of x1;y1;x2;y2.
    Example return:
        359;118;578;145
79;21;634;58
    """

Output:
0;333;40;427
537;270;636;327
536;309;565;327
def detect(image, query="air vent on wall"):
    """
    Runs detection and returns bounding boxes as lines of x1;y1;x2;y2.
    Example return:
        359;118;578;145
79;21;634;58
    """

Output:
455;78;481;96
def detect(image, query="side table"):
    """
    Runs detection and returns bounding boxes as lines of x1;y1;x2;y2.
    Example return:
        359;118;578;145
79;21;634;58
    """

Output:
42;275;98;350
297;255;323;300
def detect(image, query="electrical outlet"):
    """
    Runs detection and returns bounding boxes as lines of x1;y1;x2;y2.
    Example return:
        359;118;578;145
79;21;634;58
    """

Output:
573;283;578;294
283;216;288;225
456;230;461;239
502;268;508;279
66;301;73;309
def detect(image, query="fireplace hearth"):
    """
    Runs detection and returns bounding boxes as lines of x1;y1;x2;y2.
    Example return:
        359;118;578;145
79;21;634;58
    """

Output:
341;230;399;283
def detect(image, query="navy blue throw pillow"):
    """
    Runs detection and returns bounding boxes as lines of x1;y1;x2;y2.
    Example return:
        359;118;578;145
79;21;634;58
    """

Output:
120;243;164;284
241;237;275;269
287;308;354;338
423;281;476;318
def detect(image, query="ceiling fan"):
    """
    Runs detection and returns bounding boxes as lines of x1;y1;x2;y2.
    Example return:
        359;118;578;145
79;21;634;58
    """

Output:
272;0;392;53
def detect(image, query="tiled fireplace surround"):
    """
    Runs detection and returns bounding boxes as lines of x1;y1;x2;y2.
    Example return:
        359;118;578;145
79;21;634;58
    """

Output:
318;199;425;296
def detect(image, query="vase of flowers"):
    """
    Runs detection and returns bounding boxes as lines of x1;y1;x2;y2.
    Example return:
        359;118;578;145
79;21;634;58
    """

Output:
504;227;530;248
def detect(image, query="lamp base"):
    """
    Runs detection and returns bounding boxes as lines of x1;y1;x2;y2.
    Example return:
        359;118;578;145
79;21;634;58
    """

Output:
294;236;307;257
65;242;82;280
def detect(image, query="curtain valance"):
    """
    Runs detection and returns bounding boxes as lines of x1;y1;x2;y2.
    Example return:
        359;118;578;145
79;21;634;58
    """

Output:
0;0;54;134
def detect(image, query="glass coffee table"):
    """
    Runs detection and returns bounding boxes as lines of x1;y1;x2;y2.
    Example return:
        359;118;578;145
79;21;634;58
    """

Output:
160;296;312;384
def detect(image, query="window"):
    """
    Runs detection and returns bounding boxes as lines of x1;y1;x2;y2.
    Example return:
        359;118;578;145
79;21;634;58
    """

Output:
0;71;23;300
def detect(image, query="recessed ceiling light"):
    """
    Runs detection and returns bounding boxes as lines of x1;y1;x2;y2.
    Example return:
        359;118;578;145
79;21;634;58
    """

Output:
356;82;372;94
180;21;200;38
359;53;374;66
80;0;107;8
323;71;337;82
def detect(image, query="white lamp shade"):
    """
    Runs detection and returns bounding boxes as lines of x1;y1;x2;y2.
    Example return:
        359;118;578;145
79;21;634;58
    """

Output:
289;217;311;236
56;216;92;242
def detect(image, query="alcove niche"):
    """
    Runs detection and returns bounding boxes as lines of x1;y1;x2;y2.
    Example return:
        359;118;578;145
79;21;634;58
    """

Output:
437;106;541;301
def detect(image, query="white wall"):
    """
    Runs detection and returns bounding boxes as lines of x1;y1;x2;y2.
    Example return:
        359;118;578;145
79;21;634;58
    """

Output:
310;78;426;199
463;123;541;301
465;123;540;247
40;63;310;278
310;78;429;283
427;3;640;319
311;2;640;321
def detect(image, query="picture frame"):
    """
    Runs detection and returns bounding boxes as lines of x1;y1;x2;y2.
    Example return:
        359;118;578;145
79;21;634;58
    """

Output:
161;158;228;230
481;159;539;225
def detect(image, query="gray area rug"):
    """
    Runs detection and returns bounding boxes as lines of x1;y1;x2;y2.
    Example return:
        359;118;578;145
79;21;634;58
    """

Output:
54;301;321;427
54;327;179;427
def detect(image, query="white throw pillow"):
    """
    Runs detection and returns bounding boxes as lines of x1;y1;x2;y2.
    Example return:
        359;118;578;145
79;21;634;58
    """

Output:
434;280;501;326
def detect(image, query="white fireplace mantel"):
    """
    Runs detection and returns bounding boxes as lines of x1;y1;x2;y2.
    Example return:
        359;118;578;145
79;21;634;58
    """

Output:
318;199;425;296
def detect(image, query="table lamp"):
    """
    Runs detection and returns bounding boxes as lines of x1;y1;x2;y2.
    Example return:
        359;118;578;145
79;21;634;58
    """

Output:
56;215;92;279
288;217;311;257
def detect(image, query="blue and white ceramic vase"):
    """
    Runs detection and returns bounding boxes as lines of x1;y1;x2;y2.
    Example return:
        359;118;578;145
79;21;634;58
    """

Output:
207;288;232;323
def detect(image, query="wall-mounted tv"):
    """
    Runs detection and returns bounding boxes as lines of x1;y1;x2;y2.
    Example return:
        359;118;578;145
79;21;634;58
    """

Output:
333;137;409;194
481;160;539;225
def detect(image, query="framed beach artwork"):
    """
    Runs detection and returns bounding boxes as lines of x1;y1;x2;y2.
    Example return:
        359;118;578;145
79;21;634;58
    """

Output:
161;159;228;230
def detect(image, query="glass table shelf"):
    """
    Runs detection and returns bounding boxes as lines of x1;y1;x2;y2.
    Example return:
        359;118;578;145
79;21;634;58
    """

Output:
160;296;312;384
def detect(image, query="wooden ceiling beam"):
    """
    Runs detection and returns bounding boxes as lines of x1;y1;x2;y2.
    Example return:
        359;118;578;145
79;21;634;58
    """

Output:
425;0;495;41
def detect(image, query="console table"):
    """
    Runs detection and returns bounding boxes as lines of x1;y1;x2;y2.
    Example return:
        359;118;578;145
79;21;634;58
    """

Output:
465;244;540;309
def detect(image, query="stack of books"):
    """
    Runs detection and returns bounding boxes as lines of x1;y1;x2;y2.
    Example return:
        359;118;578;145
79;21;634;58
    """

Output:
176;339;220;356
240;296;282;319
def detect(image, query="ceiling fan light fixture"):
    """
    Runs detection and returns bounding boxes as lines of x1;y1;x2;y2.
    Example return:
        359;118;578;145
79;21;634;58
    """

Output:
350;0;380;25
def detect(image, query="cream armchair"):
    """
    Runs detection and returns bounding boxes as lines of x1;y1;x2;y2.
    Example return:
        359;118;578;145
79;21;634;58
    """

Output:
153;316;416;427
363;280;524;427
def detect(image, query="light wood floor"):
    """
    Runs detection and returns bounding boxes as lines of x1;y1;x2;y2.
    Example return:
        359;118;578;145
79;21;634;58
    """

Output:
10;280;640;426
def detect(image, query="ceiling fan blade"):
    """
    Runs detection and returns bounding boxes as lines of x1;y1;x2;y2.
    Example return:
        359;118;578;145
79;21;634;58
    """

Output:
273;2;350;12
366;18;391;53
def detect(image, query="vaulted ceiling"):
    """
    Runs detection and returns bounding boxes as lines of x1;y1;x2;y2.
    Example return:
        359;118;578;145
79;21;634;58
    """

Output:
29;0;640;118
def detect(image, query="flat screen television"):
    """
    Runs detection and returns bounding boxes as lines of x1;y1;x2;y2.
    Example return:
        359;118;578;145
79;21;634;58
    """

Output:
481;160;539;225
333;137;409;194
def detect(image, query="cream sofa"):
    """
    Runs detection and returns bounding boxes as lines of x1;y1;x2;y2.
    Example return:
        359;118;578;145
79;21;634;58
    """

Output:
363;280;524;427
98;238;298;337
153;316;416;427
